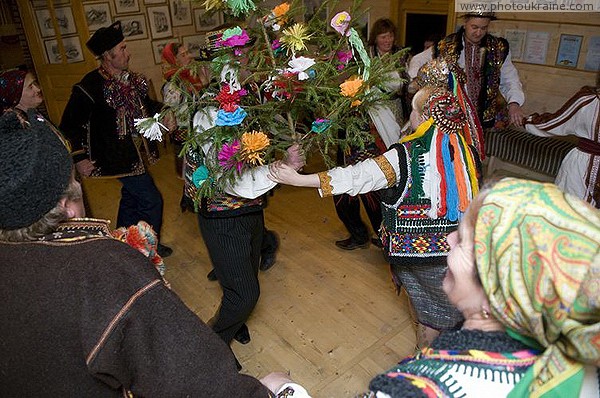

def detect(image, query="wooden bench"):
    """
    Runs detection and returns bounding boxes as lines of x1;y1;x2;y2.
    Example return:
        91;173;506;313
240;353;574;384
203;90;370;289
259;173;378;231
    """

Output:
483;127;577;181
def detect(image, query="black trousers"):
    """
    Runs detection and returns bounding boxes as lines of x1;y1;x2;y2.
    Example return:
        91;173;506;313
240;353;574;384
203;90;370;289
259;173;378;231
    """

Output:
333;191;382;243
117;173;164;239
198;210;264;344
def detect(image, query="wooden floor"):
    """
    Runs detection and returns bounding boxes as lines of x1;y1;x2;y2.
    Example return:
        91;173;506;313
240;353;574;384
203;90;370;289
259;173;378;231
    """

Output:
82;145;415;397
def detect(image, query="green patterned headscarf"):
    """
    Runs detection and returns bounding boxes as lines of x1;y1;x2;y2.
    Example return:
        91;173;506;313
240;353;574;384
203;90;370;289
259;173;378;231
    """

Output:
475;178;600;398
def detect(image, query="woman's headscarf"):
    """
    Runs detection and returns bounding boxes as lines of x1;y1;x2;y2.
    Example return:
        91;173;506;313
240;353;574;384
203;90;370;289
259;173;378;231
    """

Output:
0;69;27;111
161;42;204;92
475;177;600;397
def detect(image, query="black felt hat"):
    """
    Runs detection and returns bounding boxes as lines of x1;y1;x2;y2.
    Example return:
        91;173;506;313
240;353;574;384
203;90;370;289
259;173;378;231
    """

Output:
0;111;72;230
86;20;124;56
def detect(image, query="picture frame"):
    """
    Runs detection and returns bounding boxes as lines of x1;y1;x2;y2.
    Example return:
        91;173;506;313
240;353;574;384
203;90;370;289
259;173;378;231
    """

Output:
44;36;84;64
556;34;583;68
35;7;76;38
183;34;207;58
193;9;223;32
114;0;140;14
144;0;165;4
151;39;173;64
170;0;192;27
83;3;112;32
120;15;148;40
147;5;172;39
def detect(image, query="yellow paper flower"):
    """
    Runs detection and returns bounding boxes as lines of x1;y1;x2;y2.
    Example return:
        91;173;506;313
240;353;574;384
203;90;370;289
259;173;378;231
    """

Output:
340;76;363;97
241;131;270;165
202;0;227;11
280;23;313;53
273;2;290;17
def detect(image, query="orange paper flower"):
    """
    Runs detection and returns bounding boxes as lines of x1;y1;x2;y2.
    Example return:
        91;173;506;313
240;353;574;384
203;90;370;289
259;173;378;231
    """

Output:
351;99;362;107
273;2;290;18
241;131;270;165
340;76;363;97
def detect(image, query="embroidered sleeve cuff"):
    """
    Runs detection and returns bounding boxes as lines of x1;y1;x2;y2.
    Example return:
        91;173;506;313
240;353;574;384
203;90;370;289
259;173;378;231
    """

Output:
276;383;311;398
317;171;333;197
373;154;396;187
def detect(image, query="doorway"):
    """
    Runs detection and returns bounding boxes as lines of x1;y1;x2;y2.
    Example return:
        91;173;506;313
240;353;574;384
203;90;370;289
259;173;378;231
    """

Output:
405;13;447;55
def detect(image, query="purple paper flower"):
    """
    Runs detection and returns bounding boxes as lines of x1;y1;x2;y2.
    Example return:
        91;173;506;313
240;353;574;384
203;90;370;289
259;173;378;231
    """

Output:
337;50;353;70
218;140;243;172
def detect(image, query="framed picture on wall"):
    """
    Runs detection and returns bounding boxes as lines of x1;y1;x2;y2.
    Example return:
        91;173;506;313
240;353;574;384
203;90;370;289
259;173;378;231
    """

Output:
144;0;166;4
120;15;148;40
115;0;140;14
183;34;207;58
194;9;222;32
147;5;172;39
170;0;192;26
83;3;112;32
556;34;583;68
44;36;84;64
35;7;76;38
151;39;173;64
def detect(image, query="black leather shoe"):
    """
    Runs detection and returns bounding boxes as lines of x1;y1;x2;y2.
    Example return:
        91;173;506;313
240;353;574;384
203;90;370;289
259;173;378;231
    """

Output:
335;238;369;250
371;237;383;248
234;324;251;345
207;269;217;281
157;244;173;258
260;230;279;271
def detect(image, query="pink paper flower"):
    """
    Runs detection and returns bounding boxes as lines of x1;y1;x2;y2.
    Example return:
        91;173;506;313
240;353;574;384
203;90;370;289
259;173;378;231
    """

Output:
218;140;243;172
330;12;351;36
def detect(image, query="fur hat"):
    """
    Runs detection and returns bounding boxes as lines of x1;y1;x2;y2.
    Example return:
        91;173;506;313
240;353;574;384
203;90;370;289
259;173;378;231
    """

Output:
86;21;124;57
0;110;72;230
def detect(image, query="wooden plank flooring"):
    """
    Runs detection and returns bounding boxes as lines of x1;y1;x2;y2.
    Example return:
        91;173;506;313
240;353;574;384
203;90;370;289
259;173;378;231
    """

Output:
81;144;416;397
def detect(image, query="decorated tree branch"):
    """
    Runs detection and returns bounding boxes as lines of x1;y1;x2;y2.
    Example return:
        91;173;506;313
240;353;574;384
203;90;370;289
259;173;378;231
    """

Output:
136;0;408;200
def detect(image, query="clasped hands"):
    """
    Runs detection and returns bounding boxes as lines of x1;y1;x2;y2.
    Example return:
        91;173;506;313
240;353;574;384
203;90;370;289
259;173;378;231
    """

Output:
269;143;305;185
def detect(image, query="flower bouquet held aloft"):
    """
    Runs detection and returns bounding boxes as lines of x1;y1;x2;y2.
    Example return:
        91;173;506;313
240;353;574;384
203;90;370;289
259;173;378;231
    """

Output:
136;0;408;200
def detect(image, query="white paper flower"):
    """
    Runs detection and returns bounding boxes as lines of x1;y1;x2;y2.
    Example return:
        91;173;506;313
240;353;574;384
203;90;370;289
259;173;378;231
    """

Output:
286;56;316;80
134;113;167;142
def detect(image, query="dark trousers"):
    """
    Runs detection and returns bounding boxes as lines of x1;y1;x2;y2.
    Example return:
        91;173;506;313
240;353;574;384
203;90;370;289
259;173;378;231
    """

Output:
117;173;164;239
334;192;382;243
198;211;264;344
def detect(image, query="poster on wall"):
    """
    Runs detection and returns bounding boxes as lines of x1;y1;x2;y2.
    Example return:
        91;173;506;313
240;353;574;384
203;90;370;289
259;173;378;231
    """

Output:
170;0;192;26
83;3;112;32
115;0;140;14
556;34;582;68
120;15;148;40
584;36;600;71
523;31;550;65
44;36;84;64
504;29;526;61
194;9;222;32
147;5;172;39
35;7;76;38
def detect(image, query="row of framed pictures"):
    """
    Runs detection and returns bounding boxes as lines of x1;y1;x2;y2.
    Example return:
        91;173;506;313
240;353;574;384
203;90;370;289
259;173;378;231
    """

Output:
41;33;209;65
34;3;223;41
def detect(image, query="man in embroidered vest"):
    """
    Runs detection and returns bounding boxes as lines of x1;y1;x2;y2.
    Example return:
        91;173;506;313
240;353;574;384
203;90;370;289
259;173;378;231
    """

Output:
59;21;172;257
408;11;525;128
0;111;311;398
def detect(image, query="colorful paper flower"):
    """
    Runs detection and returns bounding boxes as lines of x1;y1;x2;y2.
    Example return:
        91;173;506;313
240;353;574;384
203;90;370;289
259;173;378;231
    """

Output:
264;2;290;31
192;164;210;187
330;11;351;36
340;76;363;97
336;50;353;70
225;0;256;17
134;113;167;141
216;27;250;47
280;23;312;54
218;140;243;172
111;221;165;275
287;56;316;80
216;107;248;126
216;84;246;109
240;131;270;165
311;118;331;134
351;99;362;107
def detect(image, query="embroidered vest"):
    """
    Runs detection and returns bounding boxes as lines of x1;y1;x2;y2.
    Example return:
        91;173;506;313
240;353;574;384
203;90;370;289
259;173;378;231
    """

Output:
381;347;539;398
379;144;459;265
183;146;265;218
435;30;509;125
